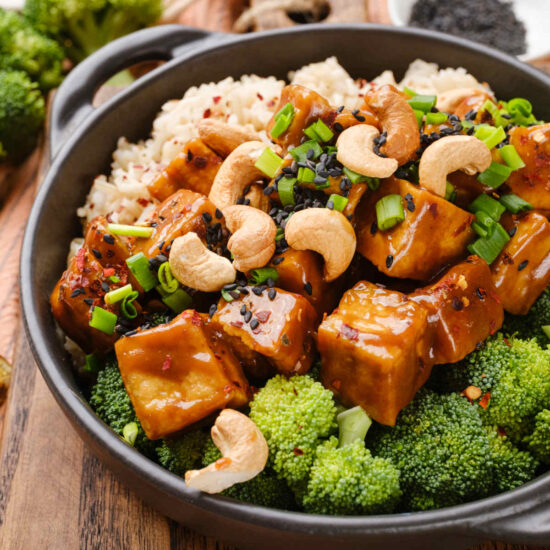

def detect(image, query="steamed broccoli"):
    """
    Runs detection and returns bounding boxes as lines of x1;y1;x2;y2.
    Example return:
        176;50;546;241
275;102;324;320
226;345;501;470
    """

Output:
302;437;401;515
502;288;550;345
157;430;208;475
524;409;550;464
90;359;157;458
0;9;63;91
24;0;163;62
0;70;45;163
249;374;338;487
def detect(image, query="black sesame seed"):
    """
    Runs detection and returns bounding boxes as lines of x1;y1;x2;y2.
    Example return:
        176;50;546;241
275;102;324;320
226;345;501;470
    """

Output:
370;221;378;235
272;256;284;265
353;113;366;122
452;296;464;311
336;105;344;113
334;122;344;132
236;196;244;205
202;212;212;223
187;150;194;161
304;281;313;295
326;200;334;210
266;277;275;288
240;304;247;315
244;310;252;323
70;288;85;298
223;283;237;290
263;185;275;196
91;248;102;259
252;286;263;296
229;291;240;300
101;282;110;293
239;288;249;295
508;227;518;238
268;288;277;300
386;255;394;269
518;260;529;271
103;234;115;245
215;208;223;219
250;318;259;330
83;298;94;306
125;330;138;337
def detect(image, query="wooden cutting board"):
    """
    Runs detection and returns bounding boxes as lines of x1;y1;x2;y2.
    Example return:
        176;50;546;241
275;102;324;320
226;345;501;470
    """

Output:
0;1;549;548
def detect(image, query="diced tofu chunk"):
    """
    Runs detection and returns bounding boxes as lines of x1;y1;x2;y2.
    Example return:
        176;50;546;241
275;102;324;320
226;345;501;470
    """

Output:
147;138;222;201
410;256;503;364
492;211;550;314
318;281;433;425
84;215;132;267
356;177;475;281
213;287;317;376
506;123;550;211
115;310;249;439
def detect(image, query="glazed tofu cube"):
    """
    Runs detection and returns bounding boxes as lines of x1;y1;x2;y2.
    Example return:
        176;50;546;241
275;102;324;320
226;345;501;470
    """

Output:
318;281;433;426
135;189;223;258
356;177;475;281
506;124;550;211
492;211;550;315
115;310;250;439
213;286;317;376
84;215;132;268
410;256;504;364
147;138;222;201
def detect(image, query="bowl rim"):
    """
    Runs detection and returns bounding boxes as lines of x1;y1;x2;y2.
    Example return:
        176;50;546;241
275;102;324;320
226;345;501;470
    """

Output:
20;22;550;538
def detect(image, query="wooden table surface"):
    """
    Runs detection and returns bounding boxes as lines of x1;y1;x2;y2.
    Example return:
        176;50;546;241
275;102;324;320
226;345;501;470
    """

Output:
0;1;549;549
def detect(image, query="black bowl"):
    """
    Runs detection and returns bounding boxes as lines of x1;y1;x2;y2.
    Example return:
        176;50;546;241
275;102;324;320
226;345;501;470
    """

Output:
21;24;550;549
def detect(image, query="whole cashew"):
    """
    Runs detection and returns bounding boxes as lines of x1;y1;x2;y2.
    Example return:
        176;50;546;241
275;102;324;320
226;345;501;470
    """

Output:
284;208;356;282
208;141;269;210
419;135;492;197
198;119;260;157
169;232;236;292
224;205;277;272
185;409;268;494
336;125;398;178
367;85;420;165
436;87;493;114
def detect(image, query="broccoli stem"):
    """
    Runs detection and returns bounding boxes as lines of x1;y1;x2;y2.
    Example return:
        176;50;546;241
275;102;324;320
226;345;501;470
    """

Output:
337;406;372;447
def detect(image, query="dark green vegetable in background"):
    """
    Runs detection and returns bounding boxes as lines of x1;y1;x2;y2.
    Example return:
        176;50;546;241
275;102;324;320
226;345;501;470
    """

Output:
503;288;550;345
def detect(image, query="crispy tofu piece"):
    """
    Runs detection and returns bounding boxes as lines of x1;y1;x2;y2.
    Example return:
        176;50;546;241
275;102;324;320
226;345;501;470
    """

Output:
147;138;222;201
318;281;434;425
115;310;250;439
135;189;223;258
506;123;550;211
492;211;550;315
356;177;475;281
213;286;317;376
84;215;133;268
410;256;503;364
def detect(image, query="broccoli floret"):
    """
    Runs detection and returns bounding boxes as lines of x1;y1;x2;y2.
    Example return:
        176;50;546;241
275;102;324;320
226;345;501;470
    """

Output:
0;9;63;91
502;288;550;345
156;430;208;475
249;374;338;487
369;389;495;511
0;70;45;163
89;359;157;458
302;437;401;515
524;409;550;464
144;310;174;327
24;0;163;62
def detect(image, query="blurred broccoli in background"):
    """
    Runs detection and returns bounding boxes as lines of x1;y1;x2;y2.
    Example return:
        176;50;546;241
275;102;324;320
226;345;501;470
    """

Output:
0;70;45;163
524;409;550;464
24;0;163;62
0;8;64;91
157;430;208;475
502;288;550;345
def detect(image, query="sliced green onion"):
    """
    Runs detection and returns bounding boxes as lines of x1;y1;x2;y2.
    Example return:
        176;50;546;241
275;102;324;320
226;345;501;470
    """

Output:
461;120;474;130
480;99;499;120
254;148;284;178
270;102;294;139
297;166;315;183
126;252;157;292
304;119;334;142
122;422;138;446
121;290;139;319
108;275;121;284
83;353;103;373
467;222;510;264
403;86;418;97
445;181;457;203
289;140;323;163
366;177;380;191
278;177;296;206
426;112;448;125
325;145;337;155
343;166;367;184
337;406;372;447
158;262;178;294
473;124;494;141
507;98;536;125
275;227;284;242
475;210;496;230
499;144;526;170
475;125;506;149
249;267;279;285
221;289;235;302
542;326;550;340
477;162;512;188
89;306;117;335
407;94;436;113
472;222;488;237
274;102;294;120
469;194;506;221
499;193;533;214
162;288;192;313
376;194;405;231
104;284;133;305
413;109;424;127
327;194;348;212
107;223;153;238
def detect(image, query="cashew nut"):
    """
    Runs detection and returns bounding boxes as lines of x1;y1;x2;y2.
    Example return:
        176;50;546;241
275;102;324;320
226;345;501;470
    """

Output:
336;124;398;178
198;119;260;157
245;184;270;212
224;205;277;273
419;135;492;197
436;87;493;114
169;232;236;292
284;208;356;282
185;409;268;494
368;85;420;165
208;141;269;210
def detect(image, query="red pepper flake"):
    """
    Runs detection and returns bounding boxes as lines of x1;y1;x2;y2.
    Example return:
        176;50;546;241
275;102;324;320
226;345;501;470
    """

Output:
191;311;203;326
497;426;507;437
332;379;341;390
479;392;491;409
214;353;222;361
428;203;438;218
75;248;86;271
293;447;304;456
256;92;263;100
267;99;275;107
103;267;115;278
453;218;471;236
489;290;501;304
137;197;149;207
503;337;511;348
224;384;233;394
213;95;221;104
203;108;211;118
255;310;271;323
161;355;172;371
230;321;244;328
194;156;207;169
489;320;497;335
340;323;358;341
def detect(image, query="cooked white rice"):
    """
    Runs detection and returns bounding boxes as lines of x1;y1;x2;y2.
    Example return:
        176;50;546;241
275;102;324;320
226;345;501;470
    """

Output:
76;57;489;228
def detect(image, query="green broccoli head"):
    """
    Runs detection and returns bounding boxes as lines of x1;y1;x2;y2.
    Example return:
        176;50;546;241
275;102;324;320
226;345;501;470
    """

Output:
523;409;550;464
0;9;64;91
502;288;550;345
24;0;163;62
90;359;157;458
369;389;494;511
249;374;338;487
157;430;208;476
302;437;401;515
0;70;45;163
